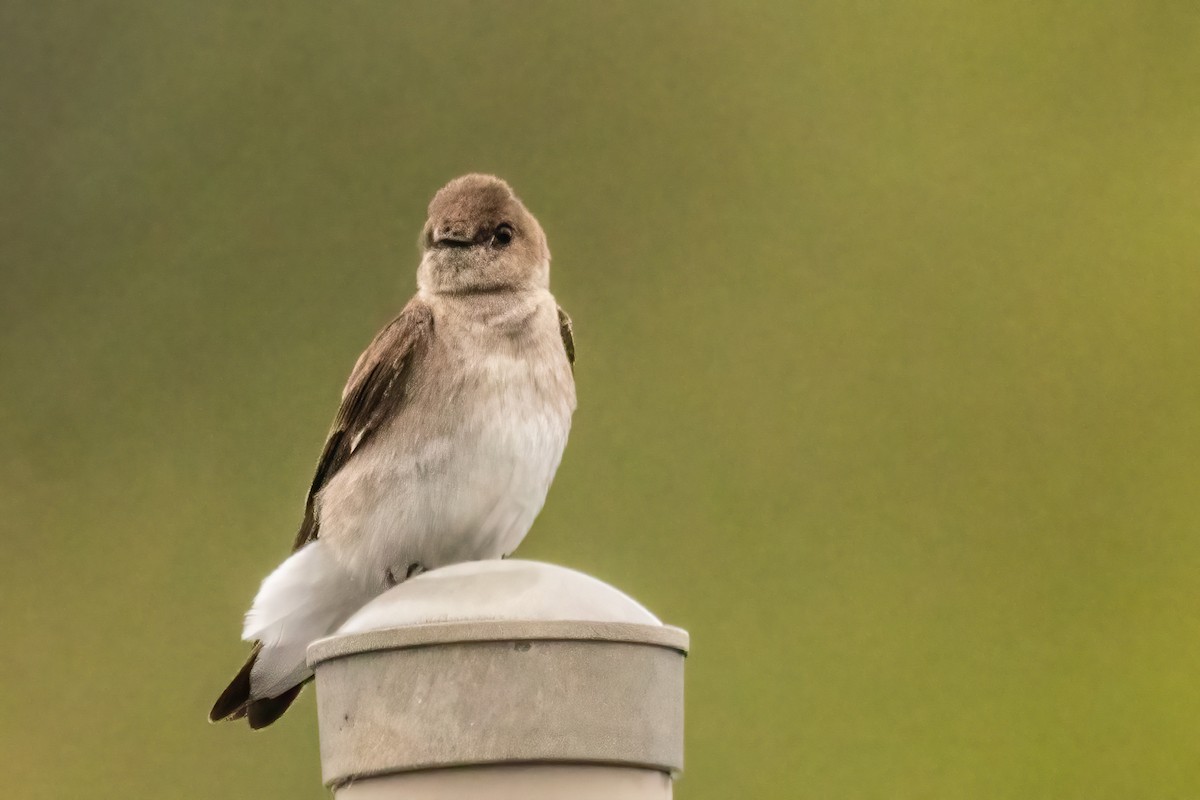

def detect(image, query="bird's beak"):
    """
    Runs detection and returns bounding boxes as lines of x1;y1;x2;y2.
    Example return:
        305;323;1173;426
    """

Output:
432;224;477;248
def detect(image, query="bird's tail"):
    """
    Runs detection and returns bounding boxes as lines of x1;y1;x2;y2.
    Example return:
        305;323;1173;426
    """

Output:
209;643;304;728
209;540;373;728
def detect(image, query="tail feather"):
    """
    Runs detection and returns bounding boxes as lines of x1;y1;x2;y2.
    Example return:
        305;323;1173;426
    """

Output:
209;644;307;728
210;541;372;728
246;682;304;729
209;645;259;723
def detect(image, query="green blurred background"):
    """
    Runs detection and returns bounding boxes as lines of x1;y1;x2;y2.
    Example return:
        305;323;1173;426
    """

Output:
3;2;1199;797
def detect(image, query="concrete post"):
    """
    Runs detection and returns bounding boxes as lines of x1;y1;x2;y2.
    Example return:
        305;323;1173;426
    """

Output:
306;560;689;799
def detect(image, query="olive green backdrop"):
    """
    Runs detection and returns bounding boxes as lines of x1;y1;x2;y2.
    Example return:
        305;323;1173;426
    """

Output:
3;2;1199;798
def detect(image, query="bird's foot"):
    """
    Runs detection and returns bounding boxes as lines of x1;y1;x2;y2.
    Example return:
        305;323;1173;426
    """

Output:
386;562;426;587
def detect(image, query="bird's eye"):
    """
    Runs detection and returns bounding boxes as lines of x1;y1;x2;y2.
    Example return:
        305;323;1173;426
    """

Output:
493;224;514;247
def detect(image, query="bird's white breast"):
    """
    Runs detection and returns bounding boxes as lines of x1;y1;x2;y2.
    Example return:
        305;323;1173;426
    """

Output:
316;293;575;590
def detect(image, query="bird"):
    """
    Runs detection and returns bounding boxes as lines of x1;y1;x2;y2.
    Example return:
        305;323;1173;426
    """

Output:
209;174;577;728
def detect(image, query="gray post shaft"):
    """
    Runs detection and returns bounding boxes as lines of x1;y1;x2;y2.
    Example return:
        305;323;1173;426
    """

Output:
306;560;689;798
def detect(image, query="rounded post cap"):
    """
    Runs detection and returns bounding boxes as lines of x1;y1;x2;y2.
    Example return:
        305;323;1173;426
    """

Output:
306;560;689;788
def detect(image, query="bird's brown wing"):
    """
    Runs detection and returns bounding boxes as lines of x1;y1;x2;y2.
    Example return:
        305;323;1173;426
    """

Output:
211;299;434;728
291;299;434;551
557;306;575;369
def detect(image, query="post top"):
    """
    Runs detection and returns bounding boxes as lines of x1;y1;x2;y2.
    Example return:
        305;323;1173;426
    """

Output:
335;559;663;634
305;559;688;789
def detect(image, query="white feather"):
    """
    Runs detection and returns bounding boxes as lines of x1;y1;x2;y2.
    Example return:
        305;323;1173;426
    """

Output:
242;541;373;698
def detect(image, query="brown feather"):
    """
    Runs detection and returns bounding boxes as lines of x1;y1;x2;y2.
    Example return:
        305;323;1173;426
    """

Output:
211;300;434;727
292;300;434;551
557;306;575;368
210;645;311;728
209;643;260;722
246;683;305;729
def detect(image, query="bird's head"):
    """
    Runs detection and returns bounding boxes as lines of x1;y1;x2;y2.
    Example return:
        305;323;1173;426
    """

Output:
417;174;550;295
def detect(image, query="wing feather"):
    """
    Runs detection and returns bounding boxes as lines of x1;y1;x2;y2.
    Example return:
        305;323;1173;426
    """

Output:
291;300;434;551
557;306;575;369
